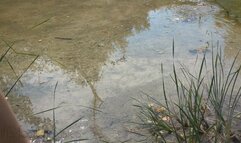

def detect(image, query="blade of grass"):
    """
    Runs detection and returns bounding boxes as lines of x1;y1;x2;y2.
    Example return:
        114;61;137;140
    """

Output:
5;58;23;86
172;38;175;58
0;42;14;62
33;104;102;115
55;116;84;137
30;17;52;29
5;55;39;97
63;139;88;143
33;106;61;115
53;81;58;143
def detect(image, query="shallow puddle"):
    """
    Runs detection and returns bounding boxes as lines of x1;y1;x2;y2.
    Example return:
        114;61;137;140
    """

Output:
1;0;241;142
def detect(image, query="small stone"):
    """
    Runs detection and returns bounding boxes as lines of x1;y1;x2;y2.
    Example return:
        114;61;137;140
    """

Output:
148;103;154;107
159;131;164;134
147;120;152;123
46;137;52;141
81;119;88;122
162;116;170;121
38;39;42;42
98;43;104;47
174;17;180;21
80;126;85;130
236;114;241;118
36;129;44;137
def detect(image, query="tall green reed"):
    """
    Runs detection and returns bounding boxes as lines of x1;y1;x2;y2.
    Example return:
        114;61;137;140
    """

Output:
136;43;241;143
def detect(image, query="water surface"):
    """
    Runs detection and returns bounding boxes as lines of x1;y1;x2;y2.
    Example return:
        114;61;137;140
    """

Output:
1;0;241;142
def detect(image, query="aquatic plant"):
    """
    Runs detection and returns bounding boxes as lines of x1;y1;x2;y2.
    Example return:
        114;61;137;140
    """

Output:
135;42;241;142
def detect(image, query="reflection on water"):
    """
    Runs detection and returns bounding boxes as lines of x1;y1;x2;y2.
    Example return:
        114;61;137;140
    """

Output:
1;0;241;142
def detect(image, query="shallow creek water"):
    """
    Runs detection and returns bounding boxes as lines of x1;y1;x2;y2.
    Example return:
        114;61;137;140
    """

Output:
1;0;241;142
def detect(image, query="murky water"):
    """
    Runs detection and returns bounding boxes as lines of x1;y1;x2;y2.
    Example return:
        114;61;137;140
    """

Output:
1;0;241;142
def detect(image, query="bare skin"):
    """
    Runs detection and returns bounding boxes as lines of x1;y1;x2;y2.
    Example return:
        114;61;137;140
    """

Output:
0;92;29;143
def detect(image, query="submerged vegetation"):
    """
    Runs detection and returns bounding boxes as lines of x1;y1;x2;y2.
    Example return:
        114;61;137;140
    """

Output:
136;43;241;142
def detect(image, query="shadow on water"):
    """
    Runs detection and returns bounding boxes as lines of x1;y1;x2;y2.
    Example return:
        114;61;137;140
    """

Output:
1;0;241;142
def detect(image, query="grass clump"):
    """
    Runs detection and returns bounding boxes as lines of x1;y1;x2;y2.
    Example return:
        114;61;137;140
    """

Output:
136;46;241;142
